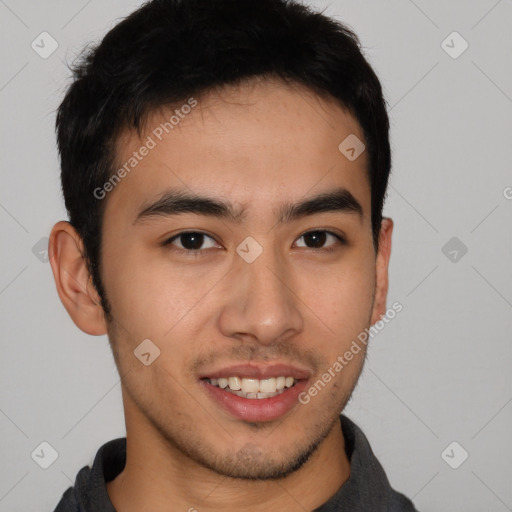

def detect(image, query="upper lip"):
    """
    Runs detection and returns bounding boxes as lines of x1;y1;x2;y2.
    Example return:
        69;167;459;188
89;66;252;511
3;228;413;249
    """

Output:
199;362;312;380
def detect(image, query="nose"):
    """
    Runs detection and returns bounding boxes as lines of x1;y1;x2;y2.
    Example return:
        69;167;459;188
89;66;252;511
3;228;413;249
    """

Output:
217;243;304;346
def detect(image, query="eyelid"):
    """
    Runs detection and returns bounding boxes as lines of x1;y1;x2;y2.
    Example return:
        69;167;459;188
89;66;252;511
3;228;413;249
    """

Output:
294;228;347;251
297;227;347;243
163;228;347;255
164;230;220;251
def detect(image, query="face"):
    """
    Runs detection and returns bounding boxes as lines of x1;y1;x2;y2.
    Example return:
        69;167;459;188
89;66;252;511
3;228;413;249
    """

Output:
96;78;389;479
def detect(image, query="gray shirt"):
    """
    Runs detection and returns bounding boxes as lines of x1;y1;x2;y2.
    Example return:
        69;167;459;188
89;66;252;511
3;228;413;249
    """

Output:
53;415;418;511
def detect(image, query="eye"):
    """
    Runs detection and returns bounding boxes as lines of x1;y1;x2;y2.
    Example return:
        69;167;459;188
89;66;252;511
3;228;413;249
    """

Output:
164;231;219;254
163;229;346;257
294;230;345;251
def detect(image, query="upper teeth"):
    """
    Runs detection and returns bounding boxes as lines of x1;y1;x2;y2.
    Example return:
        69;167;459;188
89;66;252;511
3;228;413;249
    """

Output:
208;376;295;394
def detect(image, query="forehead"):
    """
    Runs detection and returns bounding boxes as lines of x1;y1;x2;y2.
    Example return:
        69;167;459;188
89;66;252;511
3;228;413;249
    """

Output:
106;78;370;223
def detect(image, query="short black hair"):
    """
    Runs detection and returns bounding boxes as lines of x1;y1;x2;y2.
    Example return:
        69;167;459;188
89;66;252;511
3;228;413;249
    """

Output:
56;0;391;319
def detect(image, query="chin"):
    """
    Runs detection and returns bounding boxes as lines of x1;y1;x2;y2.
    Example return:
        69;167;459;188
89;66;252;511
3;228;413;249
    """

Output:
187;420;334;481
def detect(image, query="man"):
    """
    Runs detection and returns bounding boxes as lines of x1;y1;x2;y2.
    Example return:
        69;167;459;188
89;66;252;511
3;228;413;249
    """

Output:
50;0;418;510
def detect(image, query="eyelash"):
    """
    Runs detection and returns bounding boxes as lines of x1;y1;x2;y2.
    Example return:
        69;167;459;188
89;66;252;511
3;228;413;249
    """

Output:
162;229;347;257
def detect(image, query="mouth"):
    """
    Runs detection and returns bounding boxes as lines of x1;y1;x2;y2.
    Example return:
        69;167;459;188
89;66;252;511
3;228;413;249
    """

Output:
201;375;298;399
198;363;311;422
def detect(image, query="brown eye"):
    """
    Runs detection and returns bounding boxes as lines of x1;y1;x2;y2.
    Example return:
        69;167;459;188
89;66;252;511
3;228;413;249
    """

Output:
165;232;218;252
295;230;345;250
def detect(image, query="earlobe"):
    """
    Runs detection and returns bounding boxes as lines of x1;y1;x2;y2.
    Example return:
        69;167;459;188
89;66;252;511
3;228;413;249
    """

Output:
48;221;108;336
370;217;393;326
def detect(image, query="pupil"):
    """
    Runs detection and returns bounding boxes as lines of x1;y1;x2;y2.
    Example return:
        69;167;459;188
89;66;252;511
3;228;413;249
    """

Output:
181;233;203;250
305;231;326;248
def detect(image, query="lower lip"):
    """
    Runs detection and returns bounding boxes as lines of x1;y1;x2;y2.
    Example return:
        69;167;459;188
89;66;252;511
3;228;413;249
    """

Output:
200;379;308;423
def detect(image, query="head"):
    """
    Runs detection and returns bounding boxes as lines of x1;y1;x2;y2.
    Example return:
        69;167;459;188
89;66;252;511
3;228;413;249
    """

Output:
50;0;393;480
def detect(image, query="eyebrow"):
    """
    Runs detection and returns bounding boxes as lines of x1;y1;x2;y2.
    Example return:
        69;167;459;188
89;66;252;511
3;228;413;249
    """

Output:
133;187;364;225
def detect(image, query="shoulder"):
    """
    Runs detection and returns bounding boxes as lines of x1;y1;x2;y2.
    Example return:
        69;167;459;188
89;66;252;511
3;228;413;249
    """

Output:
52;438;126;512
322;415;420;511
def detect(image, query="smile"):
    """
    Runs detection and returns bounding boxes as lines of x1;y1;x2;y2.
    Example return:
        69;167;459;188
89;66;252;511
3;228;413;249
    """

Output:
203;376;297;399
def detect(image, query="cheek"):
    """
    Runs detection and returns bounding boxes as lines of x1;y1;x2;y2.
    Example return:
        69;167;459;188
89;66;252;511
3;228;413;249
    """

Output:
101;241;224;341
298;252;376;344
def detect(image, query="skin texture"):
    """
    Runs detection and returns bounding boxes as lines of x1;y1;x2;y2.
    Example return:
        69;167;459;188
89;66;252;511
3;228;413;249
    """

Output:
49;77;393;512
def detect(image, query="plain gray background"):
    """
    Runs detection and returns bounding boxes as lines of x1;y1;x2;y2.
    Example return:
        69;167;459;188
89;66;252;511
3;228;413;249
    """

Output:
0;0;511;510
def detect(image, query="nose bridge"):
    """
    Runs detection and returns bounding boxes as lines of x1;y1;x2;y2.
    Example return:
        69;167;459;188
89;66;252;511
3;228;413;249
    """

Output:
218;237;303;344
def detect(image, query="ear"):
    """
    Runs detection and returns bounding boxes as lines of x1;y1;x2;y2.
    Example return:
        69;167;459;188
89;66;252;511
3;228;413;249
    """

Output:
48;221;108;335
370;217;393;325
